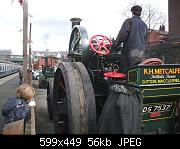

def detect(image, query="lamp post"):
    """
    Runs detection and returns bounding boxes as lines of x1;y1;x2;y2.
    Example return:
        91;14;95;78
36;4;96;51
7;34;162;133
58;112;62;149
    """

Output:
28;22;32;85
22;0;28;84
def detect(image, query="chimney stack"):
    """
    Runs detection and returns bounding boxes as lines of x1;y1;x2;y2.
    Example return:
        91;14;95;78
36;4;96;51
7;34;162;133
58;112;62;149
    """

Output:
159;25;165;32
169;0;180;39
70;17;82;29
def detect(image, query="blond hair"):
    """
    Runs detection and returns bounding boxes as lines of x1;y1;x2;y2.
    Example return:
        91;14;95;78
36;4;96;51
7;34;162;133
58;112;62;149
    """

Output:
16;84;35;101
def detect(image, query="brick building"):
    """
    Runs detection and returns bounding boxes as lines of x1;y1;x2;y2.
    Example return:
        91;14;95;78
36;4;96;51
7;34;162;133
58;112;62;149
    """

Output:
148;26;169;46
32;49;68;70
33;56;60;70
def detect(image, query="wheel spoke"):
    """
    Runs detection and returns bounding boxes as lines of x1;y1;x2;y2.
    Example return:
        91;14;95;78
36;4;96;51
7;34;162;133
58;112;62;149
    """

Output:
102;46;110;53
98;46;103;51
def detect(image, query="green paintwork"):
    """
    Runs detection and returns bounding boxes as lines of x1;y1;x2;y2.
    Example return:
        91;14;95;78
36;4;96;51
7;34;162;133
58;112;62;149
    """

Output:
39;56;57;88
128;64;180;87
127;64;180;134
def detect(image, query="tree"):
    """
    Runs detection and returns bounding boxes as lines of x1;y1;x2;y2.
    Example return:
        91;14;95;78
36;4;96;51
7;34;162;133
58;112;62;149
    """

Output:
121;0;167;30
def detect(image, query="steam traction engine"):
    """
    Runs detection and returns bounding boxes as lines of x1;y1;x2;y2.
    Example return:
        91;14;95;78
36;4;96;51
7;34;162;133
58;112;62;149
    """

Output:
47;18;180;134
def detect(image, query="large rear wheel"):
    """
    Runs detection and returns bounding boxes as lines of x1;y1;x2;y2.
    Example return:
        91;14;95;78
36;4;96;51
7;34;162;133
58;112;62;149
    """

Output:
53;62;96;134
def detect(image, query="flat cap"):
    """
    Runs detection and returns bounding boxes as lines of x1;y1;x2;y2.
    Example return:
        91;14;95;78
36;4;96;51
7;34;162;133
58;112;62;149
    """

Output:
131;5;142;12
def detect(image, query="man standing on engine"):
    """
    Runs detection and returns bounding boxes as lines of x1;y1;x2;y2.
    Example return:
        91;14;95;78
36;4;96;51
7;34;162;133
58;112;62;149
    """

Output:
114;5;148;73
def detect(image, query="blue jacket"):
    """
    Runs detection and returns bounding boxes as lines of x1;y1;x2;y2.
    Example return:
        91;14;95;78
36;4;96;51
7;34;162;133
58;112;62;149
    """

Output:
1;97;30;125
115;16;147;51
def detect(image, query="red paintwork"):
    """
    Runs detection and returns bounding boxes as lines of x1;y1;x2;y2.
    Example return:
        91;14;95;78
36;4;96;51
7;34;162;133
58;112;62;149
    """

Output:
104;72;126;78
89;34;112;55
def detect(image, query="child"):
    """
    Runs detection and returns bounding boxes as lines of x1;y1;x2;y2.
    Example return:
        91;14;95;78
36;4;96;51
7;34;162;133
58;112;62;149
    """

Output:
1;84;35;126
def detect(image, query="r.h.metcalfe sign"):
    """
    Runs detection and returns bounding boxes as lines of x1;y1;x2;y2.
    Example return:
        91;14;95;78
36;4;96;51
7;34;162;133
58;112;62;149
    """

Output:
128;64;180;87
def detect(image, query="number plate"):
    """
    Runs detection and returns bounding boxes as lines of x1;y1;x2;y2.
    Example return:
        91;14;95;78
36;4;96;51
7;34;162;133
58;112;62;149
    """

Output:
143;103;172;113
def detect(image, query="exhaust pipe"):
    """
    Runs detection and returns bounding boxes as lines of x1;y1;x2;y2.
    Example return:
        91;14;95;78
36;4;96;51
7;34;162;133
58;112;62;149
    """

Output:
70;17;82;29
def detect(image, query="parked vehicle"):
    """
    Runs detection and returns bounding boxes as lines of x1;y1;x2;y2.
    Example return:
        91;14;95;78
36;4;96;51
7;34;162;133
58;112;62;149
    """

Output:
32;70;40;80
39;56;59;88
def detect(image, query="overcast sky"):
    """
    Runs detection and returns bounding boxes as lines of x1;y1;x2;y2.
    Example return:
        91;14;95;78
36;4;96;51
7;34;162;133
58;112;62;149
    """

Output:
0;0;168;55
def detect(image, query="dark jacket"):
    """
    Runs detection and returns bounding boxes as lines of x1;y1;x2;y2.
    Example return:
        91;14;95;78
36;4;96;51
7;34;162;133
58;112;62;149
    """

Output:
1;97;30;126
114;16;148;71
115;16;147;51
19;69;23;79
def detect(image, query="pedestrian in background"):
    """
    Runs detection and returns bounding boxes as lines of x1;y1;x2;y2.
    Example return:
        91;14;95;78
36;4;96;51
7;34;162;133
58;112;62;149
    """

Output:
18;67;23;85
